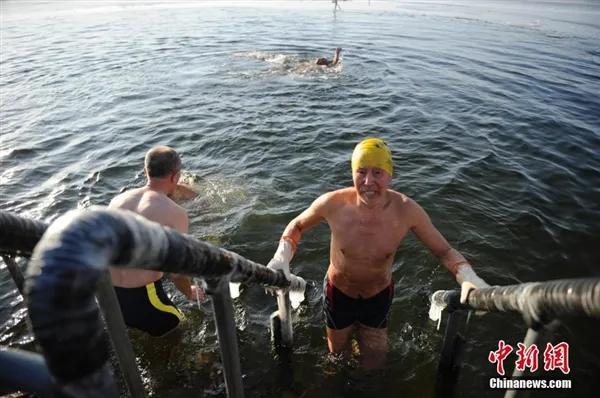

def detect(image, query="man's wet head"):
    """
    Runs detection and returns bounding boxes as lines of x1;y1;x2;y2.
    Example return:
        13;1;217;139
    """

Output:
351;138;393;206
144;146;182;196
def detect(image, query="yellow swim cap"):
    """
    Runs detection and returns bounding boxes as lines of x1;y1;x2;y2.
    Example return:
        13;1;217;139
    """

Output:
351;138;393;177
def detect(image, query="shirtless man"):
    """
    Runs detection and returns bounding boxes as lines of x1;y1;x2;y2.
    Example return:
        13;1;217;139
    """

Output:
108;145;205;337
267;138;490;371
316;47;342;66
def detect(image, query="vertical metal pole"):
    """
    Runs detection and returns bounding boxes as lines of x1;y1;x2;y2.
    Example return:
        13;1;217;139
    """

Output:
0;348;52;396
276;291;293;348
95;271;148;398
270;310;294;391
435;310;464;398
206;278;245;398
270;312;282;346
504;320;559;398
2;255;24;294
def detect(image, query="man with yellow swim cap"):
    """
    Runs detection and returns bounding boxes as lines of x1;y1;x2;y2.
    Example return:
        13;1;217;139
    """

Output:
267;137;490;372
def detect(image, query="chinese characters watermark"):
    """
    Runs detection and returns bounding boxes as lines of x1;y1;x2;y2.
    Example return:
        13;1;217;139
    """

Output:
489;340;570;375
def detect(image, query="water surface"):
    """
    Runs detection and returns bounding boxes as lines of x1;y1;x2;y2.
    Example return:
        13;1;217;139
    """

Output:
1;1;599;397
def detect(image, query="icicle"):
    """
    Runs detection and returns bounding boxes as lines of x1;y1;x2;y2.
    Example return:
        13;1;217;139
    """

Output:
229;282;241;299
194;278;202;310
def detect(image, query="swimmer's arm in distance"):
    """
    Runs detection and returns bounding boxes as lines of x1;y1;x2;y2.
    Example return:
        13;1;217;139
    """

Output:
330;47;342;66
315;48;342;66
407;198;489;288
168;207;205;300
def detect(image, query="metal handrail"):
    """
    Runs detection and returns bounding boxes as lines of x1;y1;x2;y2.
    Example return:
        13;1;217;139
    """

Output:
0;210;48;257
431;279;600;324
1;207;306;397
430;279;600;398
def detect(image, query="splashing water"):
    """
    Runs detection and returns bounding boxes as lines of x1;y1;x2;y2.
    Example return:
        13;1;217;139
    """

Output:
233;50;343;80
234;51;304;65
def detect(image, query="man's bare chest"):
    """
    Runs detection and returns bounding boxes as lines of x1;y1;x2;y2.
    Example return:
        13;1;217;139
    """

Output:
329;209;410;260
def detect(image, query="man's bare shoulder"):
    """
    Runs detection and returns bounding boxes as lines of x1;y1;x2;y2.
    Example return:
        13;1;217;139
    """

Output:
148;191;187;217
388;190;420;210
304;188;352;219
315;187;354;206
169;199;188;219
108;187;145;209
389;191;429;226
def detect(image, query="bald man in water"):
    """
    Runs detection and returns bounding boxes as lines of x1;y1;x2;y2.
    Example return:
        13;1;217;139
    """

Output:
267;138;490;371
108;145;204;337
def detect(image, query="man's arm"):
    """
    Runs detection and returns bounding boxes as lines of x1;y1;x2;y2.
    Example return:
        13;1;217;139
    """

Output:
267;192;332;279
168;207;204;300
173;183;199;201
280;192;331;249
408;199;489;288
330;48;342;66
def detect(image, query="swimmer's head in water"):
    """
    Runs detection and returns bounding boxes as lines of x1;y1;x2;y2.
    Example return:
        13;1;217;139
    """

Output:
351;138;393;177
145;145;182;196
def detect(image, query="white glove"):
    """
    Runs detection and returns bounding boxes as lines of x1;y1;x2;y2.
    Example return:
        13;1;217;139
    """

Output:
455;263;489;290
456;263;489;316
267;238;294;282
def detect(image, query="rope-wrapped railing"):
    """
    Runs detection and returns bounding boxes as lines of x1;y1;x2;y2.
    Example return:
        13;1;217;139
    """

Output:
431;279;600;398
0;211;48;257
21;206;306;396
430;279;600;324
0;207;306;292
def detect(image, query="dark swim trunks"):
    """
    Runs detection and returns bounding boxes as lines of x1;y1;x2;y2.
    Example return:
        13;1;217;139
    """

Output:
323;275;394;330
113;279;183;337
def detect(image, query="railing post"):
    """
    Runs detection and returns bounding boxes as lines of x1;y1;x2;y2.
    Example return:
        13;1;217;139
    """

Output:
276;290;293;348
0;347;52;396
95;271;147;398
435;309;465;398
504;320;560;398
2;255;24;294
270;291;295;392
206;277;245;398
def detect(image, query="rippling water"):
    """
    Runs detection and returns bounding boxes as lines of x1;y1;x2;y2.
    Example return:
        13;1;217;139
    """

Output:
1;1;599;397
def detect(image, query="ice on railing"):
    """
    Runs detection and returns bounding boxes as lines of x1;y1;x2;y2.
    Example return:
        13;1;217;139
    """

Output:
429;291;446;331
228;276;307;309
229;282;241;299
289;277;306;309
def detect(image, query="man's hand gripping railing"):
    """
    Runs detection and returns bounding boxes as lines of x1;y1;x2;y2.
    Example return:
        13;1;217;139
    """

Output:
429;278;600;327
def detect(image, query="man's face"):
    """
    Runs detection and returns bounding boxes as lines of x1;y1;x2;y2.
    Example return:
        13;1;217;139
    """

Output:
353;166;391;206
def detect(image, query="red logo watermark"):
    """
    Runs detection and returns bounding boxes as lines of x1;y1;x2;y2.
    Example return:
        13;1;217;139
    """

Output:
489;341;570;375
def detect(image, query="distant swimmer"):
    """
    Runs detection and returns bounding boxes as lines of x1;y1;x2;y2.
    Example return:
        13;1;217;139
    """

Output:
108;145;205;338
316;47;342;66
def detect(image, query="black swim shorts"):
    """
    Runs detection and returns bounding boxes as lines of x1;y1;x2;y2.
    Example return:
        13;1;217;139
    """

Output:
323;275;394;330
114;279;183;337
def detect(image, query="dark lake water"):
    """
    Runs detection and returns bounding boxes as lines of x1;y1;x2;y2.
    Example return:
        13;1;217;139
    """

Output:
1;1;599;397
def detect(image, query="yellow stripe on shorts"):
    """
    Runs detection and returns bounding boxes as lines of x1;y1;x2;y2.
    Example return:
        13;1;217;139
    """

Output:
145;283;184;321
